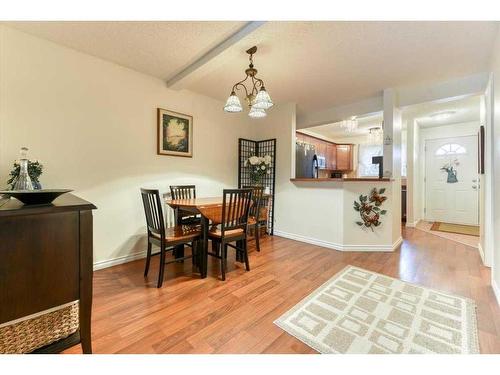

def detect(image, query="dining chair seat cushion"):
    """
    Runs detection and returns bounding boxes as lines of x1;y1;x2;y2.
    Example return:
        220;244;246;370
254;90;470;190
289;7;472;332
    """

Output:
152;225;201;242
208;227;244;239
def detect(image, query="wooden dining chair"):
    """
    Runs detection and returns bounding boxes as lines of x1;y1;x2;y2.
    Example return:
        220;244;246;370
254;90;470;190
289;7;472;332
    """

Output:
140;188;201;288
242;185;265;252
169;185;201;225
207;189;253;281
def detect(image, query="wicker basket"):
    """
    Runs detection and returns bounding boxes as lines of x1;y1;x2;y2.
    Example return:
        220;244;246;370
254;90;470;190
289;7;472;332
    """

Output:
0;301;79;354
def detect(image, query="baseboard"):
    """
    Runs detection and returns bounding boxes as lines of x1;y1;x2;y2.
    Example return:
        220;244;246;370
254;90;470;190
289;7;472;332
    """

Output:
478;242;485;264
93;250;147;271
274;230;401;252
492;278;500;307
94;232;403;270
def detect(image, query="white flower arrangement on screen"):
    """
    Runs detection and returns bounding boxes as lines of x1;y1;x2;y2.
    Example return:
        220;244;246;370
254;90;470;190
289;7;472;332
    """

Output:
244;154;272;184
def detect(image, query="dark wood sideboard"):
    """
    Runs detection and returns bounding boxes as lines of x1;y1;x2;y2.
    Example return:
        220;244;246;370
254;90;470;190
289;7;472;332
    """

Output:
0;193;96;353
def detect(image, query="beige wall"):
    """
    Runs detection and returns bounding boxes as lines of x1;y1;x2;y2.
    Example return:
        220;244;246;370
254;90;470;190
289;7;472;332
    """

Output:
0;26;254;266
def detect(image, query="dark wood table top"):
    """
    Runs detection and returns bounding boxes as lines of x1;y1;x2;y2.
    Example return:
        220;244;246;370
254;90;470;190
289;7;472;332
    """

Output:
0;193;96;217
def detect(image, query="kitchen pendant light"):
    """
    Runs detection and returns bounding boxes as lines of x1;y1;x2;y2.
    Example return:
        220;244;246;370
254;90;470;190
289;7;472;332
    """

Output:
223;46;273;117
340;116;358;132
368;126;383;145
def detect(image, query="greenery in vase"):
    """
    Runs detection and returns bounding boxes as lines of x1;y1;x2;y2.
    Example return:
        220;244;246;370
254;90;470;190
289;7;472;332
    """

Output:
7;160;44;190
244;155;272;185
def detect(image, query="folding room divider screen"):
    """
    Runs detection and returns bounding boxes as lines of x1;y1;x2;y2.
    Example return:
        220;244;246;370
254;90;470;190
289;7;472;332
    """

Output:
238;138;276;235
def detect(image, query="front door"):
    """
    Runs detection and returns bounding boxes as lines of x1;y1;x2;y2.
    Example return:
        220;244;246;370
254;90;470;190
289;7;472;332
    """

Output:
425;135;479;225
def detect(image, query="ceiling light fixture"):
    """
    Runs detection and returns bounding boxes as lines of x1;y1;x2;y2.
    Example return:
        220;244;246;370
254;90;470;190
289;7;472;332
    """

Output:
340;116;358;132
429;110;456;121
223;46;273;118
367;126;383;145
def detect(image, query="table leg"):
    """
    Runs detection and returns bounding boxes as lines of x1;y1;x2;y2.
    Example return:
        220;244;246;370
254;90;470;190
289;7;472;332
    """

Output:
173;208;184;259
201;216;209;278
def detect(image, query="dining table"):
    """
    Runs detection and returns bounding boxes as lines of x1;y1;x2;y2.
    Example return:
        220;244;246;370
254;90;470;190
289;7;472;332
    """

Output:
165;197;229;278
165;194;270;279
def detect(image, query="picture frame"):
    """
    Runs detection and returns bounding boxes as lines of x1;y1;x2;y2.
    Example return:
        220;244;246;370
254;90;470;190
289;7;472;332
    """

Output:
157;108;193;157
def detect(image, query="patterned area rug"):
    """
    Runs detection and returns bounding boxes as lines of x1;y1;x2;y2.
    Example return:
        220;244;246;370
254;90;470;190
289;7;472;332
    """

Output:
431;222;479;237
274;266;479;354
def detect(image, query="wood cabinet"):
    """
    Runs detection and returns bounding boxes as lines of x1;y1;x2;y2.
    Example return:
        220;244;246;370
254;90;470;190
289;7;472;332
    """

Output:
327;143;337;170
296;132;353;172
0;194;96;353
336;144;353;171
315;142;327;159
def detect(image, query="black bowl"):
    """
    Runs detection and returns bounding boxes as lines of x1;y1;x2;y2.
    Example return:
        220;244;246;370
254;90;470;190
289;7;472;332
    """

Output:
0;189;73;205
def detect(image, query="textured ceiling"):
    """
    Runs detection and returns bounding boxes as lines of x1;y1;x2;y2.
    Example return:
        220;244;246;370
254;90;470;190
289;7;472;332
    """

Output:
4;21;245;79
4;21;497;118
187;21;497;116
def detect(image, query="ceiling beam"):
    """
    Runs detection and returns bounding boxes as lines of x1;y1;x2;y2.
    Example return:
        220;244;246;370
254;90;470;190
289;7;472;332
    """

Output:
166;21;266;89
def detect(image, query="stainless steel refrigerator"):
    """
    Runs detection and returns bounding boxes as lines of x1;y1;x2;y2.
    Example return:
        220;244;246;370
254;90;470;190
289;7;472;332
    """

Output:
295;143;318;178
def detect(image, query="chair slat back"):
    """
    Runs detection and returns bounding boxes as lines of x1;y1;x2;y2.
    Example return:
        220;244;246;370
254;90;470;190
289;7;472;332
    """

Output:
243;185;264;218
221;188;253;233
140;188;165;237
170;185;196;200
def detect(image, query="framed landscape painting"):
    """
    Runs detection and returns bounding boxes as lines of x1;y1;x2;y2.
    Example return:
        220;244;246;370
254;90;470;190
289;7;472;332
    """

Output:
157;108;193;157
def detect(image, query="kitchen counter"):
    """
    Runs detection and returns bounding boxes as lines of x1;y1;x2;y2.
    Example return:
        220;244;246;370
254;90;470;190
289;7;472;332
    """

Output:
290;177;392;182
277;177;402;253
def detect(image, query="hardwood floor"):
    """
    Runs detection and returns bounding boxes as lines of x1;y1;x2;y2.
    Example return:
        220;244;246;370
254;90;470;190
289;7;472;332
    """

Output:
64;227;500;354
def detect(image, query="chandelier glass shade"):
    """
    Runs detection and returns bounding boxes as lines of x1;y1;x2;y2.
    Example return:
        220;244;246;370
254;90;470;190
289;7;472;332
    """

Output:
339;117;358;132
223;92;243;112
367;126;383;145
248;106;267;118
223;46;273;118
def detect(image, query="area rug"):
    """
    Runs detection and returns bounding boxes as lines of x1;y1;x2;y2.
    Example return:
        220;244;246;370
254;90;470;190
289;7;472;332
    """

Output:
274;266;479;354
430;222;479;237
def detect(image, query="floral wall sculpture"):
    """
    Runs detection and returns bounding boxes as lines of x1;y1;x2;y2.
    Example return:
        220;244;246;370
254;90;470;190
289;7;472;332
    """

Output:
353;188;388;231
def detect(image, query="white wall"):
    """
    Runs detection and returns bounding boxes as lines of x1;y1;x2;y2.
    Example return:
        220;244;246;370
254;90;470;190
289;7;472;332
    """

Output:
417;121;480;222
490;27;500;304
0;26;254;266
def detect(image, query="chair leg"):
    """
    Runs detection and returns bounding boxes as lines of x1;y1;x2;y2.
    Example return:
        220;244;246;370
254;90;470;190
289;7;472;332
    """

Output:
157;244;166;288
255;223;261;252
212;240;219;256
192;241;196;266
221;241;226;281
243;239;250;271
144;241;152;277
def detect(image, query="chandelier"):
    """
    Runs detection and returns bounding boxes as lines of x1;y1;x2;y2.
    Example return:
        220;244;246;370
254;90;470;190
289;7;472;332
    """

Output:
223;46;273;118
339;116;358;132
367;126;383;145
